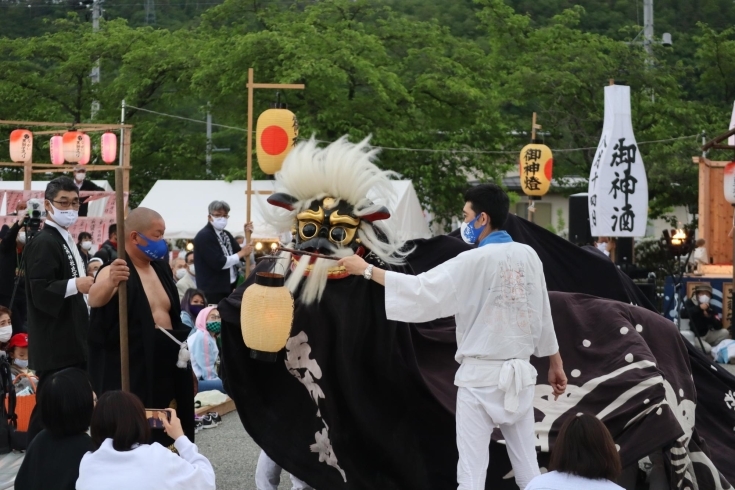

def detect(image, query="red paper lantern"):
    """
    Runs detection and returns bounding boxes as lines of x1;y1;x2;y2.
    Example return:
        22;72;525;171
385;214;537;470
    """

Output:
50;135;64;165
78;133;91;165
62;131;90;163
101;132;117;164
9;129;33;163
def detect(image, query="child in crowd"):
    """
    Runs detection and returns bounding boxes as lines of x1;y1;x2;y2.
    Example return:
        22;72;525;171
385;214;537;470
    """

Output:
8;333;37;394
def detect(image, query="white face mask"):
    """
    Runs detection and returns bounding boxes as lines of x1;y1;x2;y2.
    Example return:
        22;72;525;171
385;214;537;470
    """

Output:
81;241;93;250
211;216;228;231
698;294;711;305
74;172;85;182
13;359;27;369
17;232;26;245
187;264;195;276
0;326;12;344
48;203;79;229
175;268;187;280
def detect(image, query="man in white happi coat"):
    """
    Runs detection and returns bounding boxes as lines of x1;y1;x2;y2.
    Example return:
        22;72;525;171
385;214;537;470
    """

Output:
339;183;567;490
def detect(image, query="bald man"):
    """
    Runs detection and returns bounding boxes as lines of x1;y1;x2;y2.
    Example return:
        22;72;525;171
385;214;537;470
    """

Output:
88;207;195;445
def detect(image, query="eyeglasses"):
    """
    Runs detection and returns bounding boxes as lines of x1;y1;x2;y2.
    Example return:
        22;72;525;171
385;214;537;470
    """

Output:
210;214;229;219
52;200;81;210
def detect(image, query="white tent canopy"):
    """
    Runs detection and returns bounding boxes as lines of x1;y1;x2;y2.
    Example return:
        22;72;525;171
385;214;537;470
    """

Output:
139;180;432;241
0;180;112;216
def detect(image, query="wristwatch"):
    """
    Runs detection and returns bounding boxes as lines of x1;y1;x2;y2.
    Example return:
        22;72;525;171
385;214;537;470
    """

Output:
363;264;374;281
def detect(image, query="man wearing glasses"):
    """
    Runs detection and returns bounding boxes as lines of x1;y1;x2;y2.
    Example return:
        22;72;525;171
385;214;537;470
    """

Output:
193;201;253;305
24;176;93;443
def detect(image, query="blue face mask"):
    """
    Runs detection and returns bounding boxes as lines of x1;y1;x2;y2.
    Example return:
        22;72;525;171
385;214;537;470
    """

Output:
460;215;487;245
136;232;168;261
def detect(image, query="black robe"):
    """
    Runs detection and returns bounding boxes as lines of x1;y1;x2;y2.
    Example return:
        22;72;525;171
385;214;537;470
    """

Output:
24;226;88;373
88;258;194;445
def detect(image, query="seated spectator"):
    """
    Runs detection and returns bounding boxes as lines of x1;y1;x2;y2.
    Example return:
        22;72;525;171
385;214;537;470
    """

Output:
93;248;110;266
87;257;104;278
171;256;187;282
7;333;37;393
681;283;730;346
77;232;93;268
76;390;216;490
180;289;206;331
176;252;197;301
0;306;13;352
189;306;224;394
15;368;95;490
526;413;623;490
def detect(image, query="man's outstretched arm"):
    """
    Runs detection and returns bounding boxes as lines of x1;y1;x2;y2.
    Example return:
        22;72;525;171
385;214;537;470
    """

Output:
338;254;459;324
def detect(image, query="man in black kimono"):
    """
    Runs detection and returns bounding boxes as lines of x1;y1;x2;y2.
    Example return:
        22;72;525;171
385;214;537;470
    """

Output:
25;177;93;442
88;207;195;445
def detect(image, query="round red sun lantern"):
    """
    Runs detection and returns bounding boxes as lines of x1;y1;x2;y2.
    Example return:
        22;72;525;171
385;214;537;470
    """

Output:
9;129;33;163
255;107;298;175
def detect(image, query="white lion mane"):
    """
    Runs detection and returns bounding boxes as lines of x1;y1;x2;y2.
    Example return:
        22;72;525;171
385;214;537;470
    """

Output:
262;135;410;266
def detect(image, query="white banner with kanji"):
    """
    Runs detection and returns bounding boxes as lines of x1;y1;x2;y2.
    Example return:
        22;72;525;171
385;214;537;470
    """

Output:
588;85;649;237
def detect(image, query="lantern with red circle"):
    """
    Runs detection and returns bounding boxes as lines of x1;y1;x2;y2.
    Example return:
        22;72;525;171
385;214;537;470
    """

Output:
50;135;64;165
9;129;33;163
62;131;90;164
255;105;298;175
101;132;117;164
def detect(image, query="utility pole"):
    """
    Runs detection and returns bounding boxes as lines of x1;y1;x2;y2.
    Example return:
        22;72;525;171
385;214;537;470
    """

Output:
643;0;654;57
206;103;212;172
90;0;101;119
145;0;156;25
205;103;231;175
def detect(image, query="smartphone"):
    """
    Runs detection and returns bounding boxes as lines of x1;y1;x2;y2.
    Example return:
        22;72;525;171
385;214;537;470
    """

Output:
145;409;171;429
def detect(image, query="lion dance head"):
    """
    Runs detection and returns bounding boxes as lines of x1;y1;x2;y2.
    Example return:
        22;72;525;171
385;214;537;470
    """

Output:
264;136;409;304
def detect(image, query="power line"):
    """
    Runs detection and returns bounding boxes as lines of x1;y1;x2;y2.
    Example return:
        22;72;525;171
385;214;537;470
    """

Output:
125;104;701;155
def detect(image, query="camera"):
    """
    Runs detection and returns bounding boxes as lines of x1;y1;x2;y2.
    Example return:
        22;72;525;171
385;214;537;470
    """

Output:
22;198;45;239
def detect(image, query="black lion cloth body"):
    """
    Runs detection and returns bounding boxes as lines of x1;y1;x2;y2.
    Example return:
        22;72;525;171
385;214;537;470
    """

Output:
220;215;735;490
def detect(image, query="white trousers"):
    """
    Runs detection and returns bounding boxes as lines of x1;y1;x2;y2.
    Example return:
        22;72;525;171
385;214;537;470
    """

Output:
456;385;539;490
256;450;314;490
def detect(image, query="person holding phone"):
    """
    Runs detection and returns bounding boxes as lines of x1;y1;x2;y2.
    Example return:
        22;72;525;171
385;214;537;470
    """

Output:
76;390;216;490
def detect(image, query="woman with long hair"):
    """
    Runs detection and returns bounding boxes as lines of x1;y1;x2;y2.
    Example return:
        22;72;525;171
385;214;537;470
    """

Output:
15;368;94;490
180;288;206;331
76;390;215;490
526;413;623;490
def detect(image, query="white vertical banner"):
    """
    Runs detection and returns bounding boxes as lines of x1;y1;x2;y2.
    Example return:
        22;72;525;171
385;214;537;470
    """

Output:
588;85;649;237
728;101;735;146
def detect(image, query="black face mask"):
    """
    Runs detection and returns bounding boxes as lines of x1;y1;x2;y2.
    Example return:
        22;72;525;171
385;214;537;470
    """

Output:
189;304;205;318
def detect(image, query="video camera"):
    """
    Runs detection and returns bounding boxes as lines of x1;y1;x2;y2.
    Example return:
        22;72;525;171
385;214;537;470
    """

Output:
22;199;45;240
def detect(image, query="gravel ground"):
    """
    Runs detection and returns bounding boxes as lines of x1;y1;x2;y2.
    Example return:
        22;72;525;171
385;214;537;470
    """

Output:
196;411;292;490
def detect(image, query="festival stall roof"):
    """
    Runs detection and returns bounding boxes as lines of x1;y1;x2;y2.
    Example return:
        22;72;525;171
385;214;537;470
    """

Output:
139;180;432;241
0;180;112;216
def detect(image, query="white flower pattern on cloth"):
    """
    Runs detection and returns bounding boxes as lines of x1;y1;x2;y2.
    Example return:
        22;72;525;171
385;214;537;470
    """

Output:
285;331;347;482
725;390;735;411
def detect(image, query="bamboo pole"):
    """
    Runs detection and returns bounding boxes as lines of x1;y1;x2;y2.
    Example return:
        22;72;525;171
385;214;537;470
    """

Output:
115;167;130;392
245;68;254;278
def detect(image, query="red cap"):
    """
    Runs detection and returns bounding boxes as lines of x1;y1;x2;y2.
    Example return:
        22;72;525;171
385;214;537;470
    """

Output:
7;333;28;351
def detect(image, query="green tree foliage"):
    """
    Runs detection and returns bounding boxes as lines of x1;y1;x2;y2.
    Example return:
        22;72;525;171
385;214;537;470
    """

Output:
0;0;734;225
